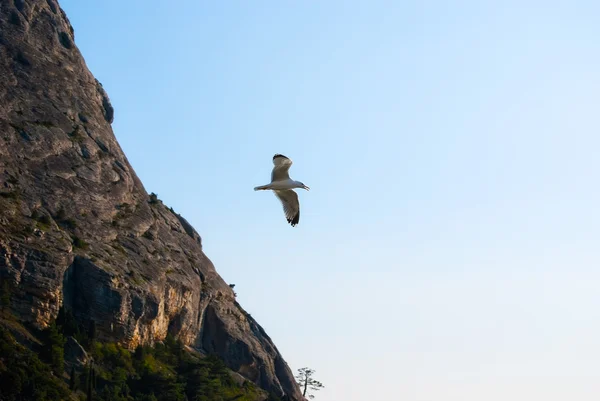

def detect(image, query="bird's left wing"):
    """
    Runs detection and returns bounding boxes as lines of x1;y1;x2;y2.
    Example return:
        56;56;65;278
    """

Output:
274;189;300;226
271;154;293;182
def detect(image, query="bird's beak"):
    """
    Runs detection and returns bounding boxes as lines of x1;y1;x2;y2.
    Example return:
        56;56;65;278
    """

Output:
304;185;310;191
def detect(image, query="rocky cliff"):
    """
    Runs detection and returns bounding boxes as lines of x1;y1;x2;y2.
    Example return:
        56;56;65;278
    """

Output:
0;1;302;399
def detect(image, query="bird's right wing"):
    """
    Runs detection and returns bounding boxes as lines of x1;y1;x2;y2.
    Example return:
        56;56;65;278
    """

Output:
274;189;300;226
271;154;293;182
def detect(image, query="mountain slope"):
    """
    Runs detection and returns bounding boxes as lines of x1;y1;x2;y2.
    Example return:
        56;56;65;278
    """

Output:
0;1;301;399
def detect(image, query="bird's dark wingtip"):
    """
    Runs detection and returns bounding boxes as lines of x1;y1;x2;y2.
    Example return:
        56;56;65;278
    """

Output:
287;211;300;227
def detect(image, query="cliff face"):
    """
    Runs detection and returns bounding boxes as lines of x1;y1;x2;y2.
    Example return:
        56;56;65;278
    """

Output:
0;1;302;399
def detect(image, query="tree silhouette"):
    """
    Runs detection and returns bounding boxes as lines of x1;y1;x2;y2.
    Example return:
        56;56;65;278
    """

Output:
42;321;66;375
295;367;324;400
86;360;96;400
69;366;78;391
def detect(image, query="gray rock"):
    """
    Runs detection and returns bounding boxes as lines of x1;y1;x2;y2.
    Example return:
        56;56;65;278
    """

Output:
0;1;302;399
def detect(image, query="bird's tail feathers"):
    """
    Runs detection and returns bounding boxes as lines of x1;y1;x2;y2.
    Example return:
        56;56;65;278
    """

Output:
254;185;270;191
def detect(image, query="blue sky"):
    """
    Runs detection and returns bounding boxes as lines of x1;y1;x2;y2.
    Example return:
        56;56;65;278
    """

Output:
60;1;600;400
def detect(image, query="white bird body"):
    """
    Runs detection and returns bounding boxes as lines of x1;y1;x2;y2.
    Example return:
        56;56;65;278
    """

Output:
254;179;305;191
254;154;309;227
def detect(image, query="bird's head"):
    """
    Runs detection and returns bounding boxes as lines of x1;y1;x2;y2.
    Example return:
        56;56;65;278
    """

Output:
300;182;310;191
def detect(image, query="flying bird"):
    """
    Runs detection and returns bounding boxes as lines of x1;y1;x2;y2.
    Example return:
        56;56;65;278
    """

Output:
254;154;310;227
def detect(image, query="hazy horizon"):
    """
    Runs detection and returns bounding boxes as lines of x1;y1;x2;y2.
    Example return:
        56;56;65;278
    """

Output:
60;1;600;400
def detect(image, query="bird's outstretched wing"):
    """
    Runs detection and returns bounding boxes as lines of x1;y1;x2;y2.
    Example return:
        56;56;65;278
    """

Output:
271;154;293;182
274;189;300;226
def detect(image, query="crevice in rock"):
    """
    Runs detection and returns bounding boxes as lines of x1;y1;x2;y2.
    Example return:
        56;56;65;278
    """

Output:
131;294;144;320
14;0;25;13
94;138;109;153
45;0;57;14
95;79;114;124
9;10;22;26
14;50;31;67
101;95;114;123
58;31;72;49
62;256;122;341
79;144;91;159
114;160;126;172
167;311;183;336
10;123;31;141
63;257;83;314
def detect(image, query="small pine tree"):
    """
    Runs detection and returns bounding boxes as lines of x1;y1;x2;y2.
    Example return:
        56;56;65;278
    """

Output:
86;361;96;400
43;321;66;376
295;367;324;400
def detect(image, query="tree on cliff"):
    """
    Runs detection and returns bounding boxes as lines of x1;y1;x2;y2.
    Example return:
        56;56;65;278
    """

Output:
42;321;66;376
295;367;324;399
85;360;97;401
69;366;77;390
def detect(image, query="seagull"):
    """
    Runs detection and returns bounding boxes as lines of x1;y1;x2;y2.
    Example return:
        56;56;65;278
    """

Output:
254;154;310;227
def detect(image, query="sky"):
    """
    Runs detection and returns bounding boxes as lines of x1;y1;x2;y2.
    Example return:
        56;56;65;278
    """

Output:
59;1;600;400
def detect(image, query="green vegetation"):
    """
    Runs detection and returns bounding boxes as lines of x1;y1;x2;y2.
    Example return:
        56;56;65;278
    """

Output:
72;235;89;250
0;326;72;401
54;207;79;230
0;306;277;401
32;210;53;230
61;218;78;229
57;306;92;348
79;333;269;401
41;321;67;375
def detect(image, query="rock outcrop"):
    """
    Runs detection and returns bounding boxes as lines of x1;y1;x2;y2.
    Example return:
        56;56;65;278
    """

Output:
0;1;302;399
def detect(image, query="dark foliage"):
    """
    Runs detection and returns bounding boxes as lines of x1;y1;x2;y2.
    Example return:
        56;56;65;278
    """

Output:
0;279;10;312
88;334;265;401
1;309;280;401
72;235;89;250
0;327;71;401
33;212;53;230
41;320;66;375
70;366;79;391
